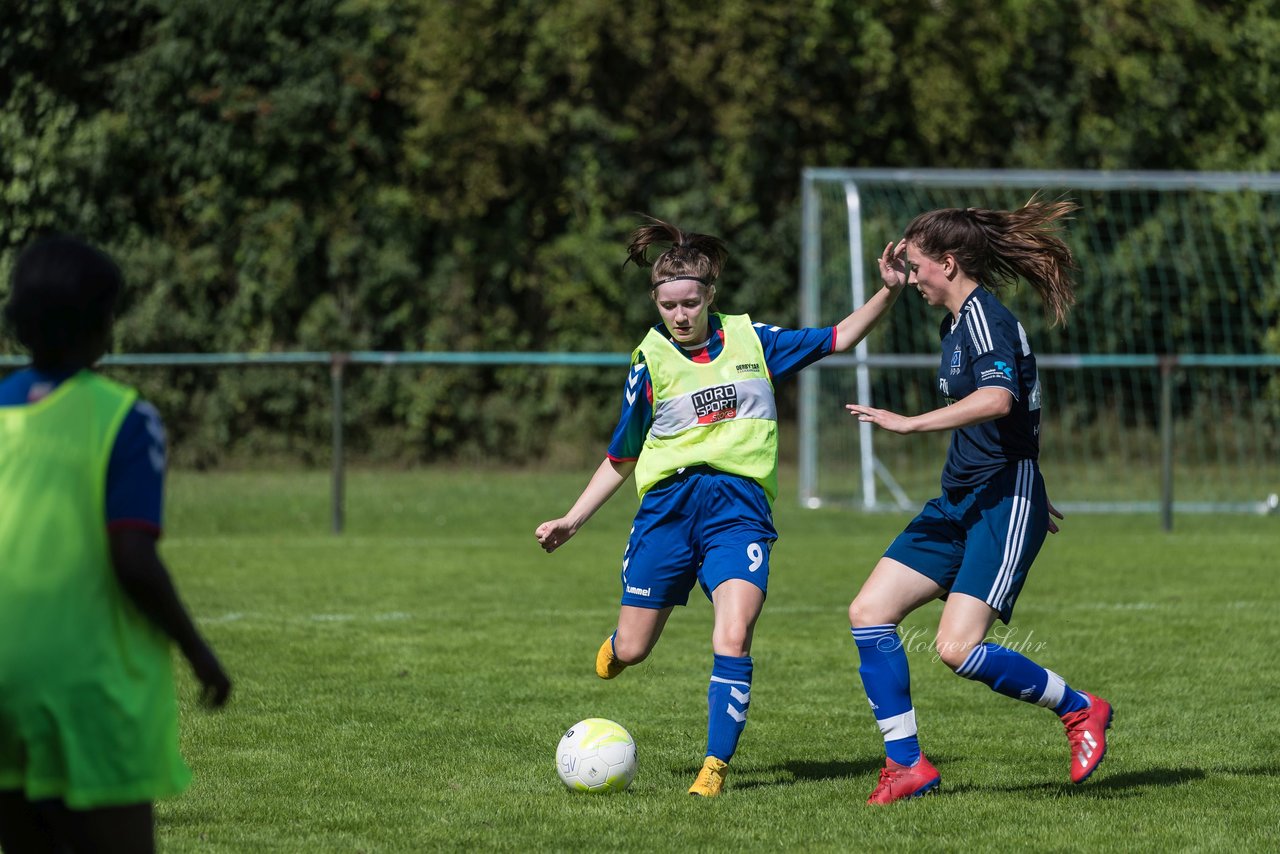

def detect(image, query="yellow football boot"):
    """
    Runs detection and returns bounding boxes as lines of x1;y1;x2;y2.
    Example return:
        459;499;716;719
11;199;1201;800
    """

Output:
595;635;628;679
688;756;729;797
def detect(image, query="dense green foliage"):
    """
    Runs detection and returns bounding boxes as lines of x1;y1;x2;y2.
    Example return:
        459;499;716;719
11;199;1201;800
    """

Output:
157;467;1280;849
2;0;1279;462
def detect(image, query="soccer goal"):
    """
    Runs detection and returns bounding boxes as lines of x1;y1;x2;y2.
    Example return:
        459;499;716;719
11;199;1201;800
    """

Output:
797;169;1280;521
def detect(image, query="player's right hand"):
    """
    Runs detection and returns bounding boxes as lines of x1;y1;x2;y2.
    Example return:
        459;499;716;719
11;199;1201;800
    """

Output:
535;519;575;553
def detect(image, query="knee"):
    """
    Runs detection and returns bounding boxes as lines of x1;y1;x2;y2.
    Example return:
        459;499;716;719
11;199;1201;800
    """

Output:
711;625;751;657
934;635;977;672
611;634;652;665
848;595;885;629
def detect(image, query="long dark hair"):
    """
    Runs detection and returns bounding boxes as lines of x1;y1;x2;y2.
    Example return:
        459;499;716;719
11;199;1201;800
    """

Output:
905;195;1079;325
624;215;728;290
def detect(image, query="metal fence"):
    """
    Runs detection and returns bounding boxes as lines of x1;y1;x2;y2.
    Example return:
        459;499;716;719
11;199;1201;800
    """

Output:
6;346;1277;533
0;351;632;535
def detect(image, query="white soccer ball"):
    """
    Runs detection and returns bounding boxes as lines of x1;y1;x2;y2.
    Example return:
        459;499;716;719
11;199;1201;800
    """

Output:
555;718;637;793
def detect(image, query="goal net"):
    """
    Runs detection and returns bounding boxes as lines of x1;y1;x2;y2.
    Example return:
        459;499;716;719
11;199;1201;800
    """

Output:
798;169;1280;517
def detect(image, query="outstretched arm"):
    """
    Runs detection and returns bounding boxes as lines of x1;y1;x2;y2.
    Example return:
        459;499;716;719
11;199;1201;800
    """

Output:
846;387;1013;434
535;458;636;553
832;241;908;353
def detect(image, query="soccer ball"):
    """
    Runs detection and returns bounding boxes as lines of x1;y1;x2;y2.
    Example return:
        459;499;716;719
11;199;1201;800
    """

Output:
555;718;637;793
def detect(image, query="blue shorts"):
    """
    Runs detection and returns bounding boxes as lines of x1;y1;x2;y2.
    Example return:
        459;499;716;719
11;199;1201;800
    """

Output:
620;466;777;609
884;459;1048;623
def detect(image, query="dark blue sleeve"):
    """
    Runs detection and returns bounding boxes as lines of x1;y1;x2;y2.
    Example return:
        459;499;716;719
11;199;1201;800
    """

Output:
753;322;836;383
967;314;1021;399
106;400;166;534
606;357;653;461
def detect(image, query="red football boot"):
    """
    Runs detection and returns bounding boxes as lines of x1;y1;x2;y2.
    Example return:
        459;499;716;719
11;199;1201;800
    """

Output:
1062;692;1113;783
866;754;941;805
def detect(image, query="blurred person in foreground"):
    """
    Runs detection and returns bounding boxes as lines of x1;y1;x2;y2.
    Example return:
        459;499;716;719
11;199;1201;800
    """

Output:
536;215;905;796
0;235;231;853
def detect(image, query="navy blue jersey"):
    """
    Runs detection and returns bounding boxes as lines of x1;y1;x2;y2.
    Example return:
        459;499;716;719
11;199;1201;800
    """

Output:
0;369;166;534
936;289;1041;490
607;315;835;461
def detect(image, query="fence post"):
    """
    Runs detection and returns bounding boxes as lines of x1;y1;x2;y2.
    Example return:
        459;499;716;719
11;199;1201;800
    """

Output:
1159;356;1176;532
330;352;348;534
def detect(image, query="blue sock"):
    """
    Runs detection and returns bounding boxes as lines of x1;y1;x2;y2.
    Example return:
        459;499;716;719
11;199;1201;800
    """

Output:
706;654;752;762
852;625;919;767
956;643;1088;716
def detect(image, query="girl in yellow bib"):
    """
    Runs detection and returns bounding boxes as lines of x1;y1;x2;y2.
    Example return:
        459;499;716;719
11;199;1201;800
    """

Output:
0;236;231;853
536;216;906;795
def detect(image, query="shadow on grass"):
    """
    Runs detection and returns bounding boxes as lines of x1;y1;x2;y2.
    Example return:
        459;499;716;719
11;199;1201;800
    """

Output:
717;758;887;791
948;766;1209;798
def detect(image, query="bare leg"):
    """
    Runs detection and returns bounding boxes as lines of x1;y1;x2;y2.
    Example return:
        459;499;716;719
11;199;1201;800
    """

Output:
612;604;674;664
709;579;764;656
933;592;999;670
848;557;945;628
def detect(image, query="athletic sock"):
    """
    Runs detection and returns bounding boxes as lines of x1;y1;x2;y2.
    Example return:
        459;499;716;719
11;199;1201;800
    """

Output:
705;654;753;762
852;624;920;767
955;642;1088;715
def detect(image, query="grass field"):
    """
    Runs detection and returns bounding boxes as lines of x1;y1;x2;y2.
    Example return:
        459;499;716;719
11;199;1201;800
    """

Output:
157;468;1280;852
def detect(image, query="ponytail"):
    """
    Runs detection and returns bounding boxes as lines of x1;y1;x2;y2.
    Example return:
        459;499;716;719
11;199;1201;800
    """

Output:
905;195;1079;325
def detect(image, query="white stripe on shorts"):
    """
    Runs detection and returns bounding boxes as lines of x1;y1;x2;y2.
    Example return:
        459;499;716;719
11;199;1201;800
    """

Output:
987;459;1033;613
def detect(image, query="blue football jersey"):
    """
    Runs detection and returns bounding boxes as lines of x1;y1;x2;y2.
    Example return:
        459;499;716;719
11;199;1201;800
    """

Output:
936;289;1041;490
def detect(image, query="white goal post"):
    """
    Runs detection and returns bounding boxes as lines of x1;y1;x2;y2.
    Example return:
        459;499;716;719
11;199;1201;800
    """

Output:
797;168;1280;523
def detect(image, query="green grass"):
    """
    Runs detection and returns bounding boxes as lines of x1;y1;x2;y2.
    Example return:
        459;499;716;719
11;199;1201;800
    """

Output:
159;468;1280;852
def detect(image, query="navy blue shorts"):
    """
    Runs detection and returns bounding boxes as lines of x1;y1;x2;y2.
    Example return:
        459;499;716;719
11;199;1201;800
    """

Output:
620;466;777;609
884;459;1048;623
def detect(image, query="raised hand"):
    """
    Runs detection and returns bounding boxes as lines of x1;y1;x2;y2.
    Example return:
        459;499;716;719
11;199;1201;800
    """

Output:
878;240;909;290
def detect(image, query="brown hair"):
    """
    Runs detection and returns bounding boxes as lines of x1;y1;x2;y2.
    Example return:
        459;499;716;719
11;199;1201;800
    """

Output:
624;215;728;289
904;195;1079;325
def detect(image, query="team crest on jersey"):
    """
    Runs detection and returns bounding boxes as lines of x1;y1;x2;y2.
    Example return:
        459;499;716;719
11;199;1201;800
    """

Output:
692;384;739;424
950;348;963;375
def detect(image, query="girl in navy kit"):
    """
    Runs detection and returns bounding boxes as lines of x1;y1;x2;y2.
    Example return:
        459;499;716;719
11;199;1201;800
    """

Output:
845;199;1112;804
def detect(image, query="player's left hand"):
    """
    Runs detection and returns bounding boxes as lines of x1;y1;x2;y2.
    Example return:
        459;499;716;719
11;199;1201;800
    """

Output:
846;403;913;434
187;643;232;708
1047;499;1064;534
